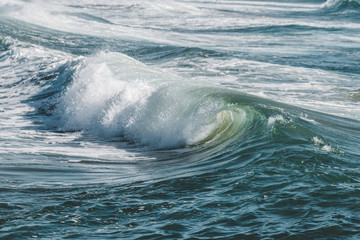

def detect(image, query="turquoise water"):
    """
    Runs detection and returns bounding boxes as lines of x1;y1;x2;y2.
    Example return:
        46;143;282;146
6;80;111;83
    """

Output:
1;0;360;239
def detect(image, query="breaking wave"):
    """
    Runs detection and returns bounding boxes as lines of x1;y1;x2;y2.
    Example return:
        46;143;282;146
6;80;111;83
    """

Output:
56;52;268;149
321;0;360;13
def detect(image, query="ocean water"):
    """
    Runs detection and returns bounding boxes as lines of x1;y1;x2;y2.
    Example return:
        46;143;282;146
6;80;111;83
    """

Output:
1;0;360;239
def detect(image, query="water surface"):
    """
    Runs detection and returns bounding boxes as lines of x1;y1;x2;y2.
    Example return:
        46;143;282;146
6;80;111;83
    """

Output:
1;0;360;239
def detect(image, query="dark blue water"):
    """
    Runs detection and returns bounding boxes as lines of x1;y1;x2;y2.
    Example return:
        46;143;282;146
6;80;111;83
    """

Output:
1;0;360;239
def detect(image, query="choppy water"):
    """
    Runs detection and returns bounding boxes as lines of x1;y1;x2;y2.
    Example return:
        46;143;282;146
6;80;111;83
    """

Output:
1;0;360;239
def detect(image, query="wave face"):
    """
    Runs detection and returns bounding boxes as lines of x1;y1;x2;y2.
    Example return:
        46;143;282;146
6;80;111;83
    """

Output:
1;0;360;239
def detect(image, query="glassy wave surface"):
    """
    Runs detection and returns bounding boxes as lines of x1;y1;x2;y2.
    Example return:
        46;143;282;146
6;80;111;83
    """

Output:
1;0;360;239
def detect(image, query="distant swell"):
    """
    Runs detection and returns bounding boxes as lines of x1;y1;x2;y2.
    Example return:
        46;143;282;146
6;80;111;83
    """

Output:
321;0;360;12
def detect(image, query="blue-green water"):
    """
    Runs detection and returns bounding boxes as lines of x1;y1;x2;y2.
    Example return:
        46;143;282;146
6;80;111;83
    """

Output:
1;0;360;239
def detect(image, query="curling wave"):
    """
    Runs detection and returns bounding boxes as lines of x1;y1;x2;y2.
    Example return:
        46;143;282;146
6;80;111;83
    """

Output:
321;0;360;13
56;52;267;149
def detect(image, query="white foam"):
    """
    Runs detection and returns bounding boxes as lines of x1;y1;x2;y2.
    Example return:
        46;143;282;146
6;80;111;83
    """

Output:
5;0;360;51
313;136;325;145
312;136;334;153
299;114;318;124
322;0;360;9
268;115;287;126
58;52;154;134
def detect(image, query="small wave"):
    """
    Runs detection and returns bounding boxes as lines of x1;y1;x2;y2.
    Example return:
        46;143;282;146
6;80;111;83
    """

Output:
0;36;73;94
321;0;360;13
